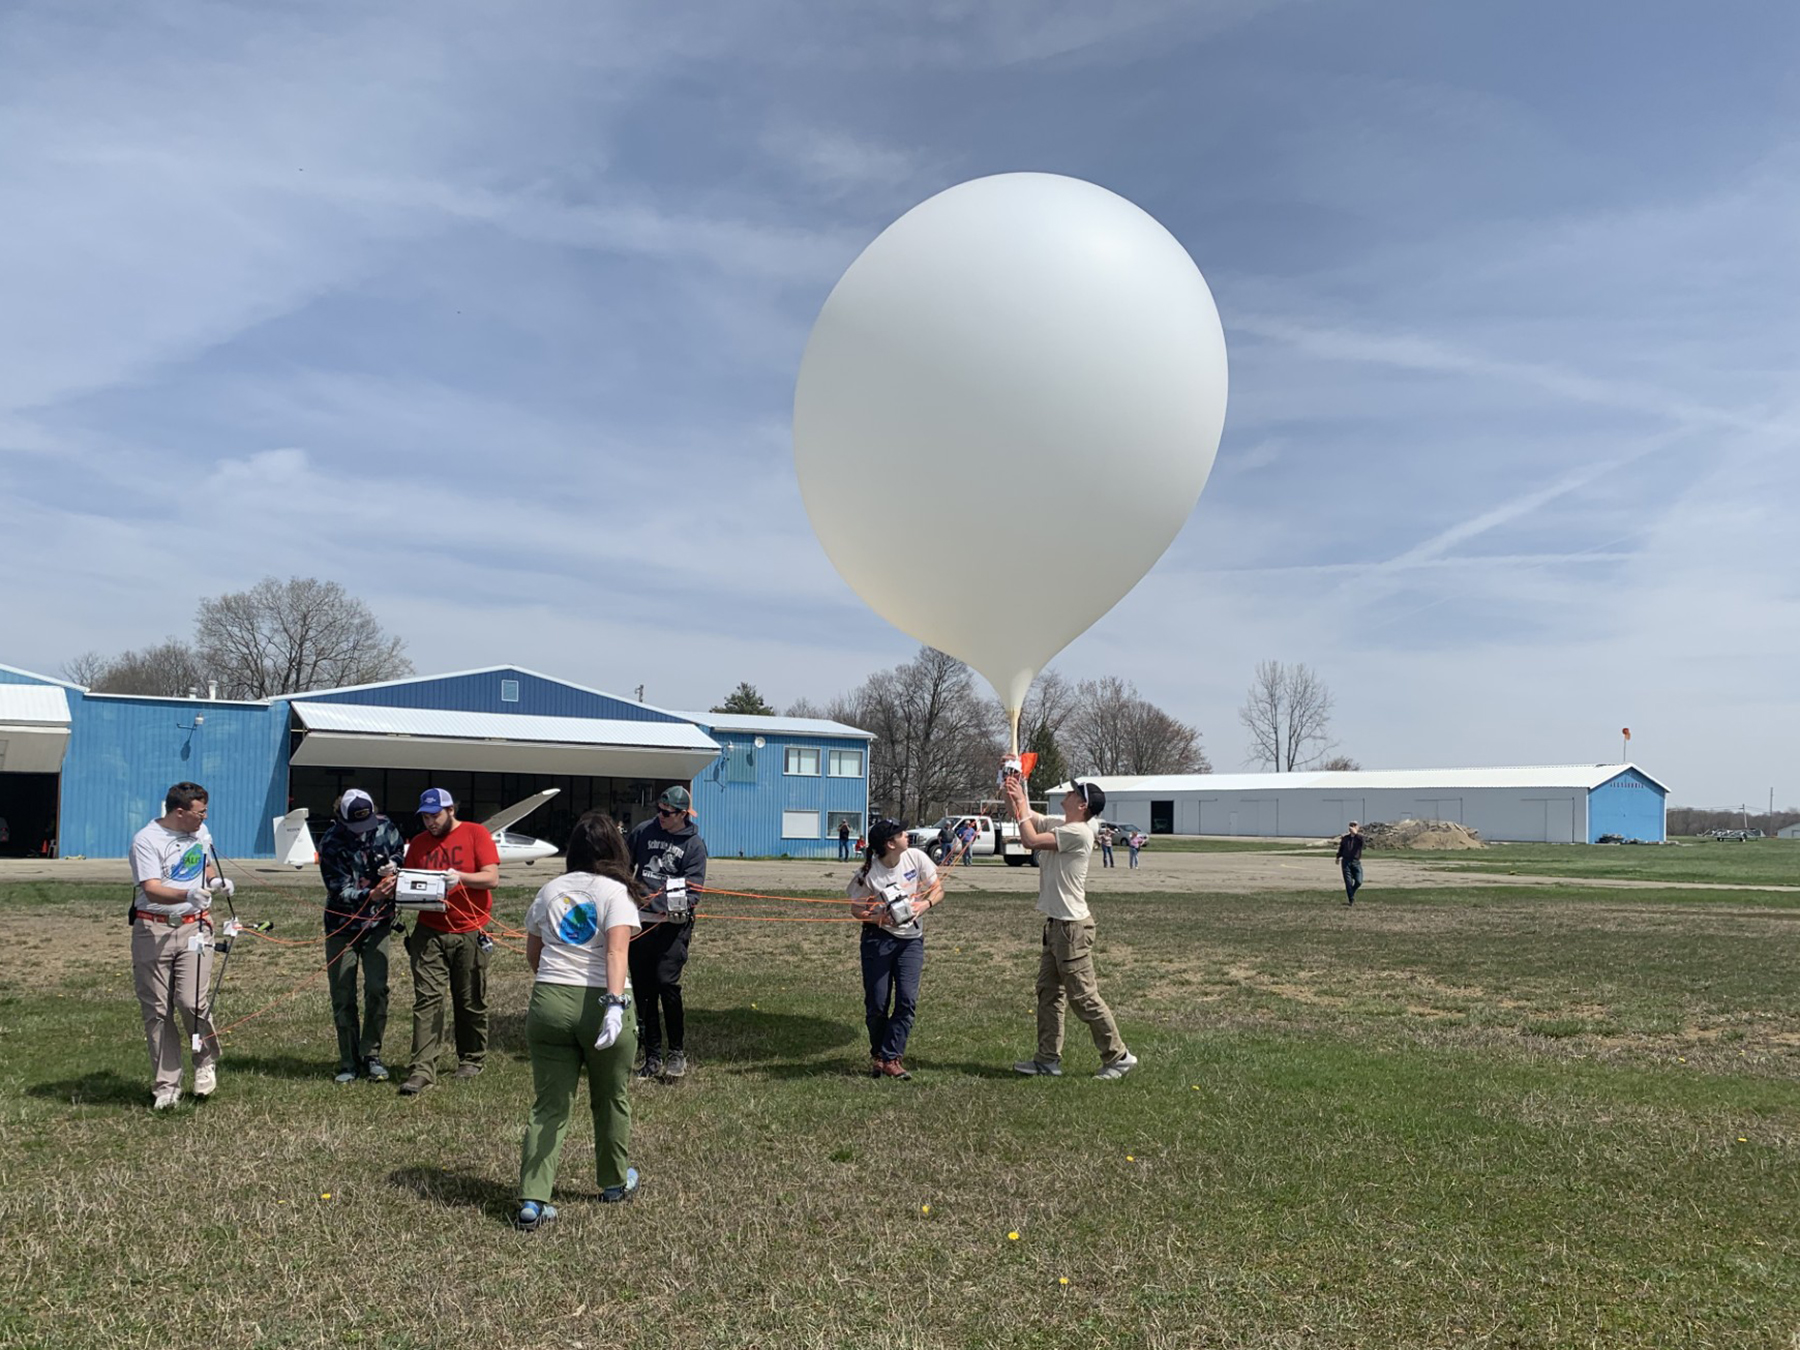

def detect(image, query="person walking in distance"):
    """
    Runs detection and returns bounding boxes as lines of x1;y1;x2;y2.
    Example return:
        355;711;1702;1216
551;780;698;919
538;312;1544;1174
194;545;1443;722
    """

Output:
1336;821;1365;907
128;782;232;1109
317;788;407;1083
397;788;501;1096
627;786;708;1081
1004;772;1138;1081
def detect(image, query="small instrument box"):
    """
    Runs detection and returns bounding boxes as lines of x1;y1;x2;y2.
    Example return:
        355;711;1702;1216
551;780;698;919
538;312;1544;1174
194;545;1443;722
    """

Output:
395;868;448;913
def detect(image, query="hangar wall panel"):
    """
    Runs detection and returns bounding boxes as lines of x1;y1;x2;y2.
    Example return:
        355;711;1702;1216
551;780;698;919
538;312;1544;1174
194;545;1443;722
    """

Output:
1586;769;1665;841
60;696;289;859
302;668;683;723
688;731;869;858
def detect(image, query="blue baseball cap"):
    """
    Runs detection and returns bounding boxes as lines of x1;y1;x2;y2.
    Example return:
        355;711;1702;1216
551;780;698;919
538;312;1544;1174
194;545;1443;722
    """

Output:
417;788;456;815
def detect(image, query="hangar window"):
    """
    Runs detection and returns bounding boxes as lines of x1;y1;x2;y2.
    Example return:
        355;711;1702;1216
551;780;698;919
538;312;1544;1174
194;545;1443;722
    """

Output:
827;810;863;838
784;747;820;777
782;810;820;839
827;749;864;778
500;679;520;703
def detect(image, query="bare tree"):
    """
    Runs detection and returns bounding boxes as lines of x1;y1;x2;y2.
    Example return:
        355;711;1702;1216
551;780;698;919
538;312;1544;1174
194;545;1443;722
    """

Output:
195;577;413;699
1320;755;1361;772
1238;660;1335;771
783;697;824;719
829;647;998;823
1066;677;1210;776
82;640;208;697
61;651;110;687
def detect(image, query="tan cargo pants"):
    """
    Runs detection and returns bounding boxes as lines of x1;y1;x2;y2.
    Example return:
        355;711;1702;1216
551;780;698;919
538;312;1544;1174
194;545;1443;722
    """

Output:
1035;917;1125;1065
131;916;219;1094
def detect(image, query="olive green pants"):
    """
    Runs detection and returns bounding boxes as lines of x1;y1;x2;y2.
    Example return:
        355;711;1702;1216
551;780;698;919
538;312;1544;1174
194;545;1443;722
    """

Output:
518;981;637;1202
1035;917;1126;1065
405;927;488;1085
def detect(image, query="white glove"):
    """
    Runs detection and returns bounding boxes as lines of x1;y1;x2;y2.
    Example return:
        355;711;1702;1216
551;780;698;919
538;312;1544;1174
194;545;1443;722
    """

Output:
594;1005;624;1050
443;868;462;888
185;885;213;910
208;876;236;899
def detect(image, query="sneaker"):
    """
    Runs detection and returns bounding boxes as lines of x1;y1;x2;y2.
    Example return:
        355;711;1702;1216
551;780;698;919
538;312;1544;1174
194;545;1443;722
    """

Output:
1012;1059;1063;1077
453;1063;483;1080
599;1167;641;1204
334;1068;358;1084
514;1200;557;1232
636;1054;663;1081
365;1059;390;1082
880;1057;912;1080
1094;1051;1140;1081
397;1075;430;1097
662;1050;687;1081
193;1064;217;1098
152;1087;181;1111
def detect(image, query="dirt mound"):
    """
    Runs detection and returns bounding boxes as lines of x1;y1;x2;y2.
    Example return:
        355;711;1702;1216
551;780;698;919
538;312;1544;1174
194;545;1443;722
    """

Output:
1358;819;1486;851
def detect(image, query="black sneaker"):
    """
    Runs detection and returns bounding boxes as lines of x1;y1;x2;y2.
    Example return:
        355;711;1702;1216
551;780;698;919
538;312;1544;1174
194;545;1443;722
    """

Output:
636;1053;663;1080
599;1168;640;1204
365;1059;390;1082
662;1050;687;1080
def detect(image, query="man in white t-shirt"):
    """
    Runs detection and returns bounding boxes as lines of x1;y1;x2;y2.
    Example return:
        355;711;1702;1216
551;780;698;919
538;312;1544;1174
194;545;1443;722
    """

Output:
128;781;234;1109
1003;773;1137;1080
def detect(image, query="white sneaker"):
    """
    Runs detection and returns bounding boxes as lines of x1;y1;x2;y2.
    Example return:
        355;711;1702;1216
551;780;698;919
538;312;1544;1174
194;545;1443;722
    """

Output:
1094;1051;1139;1081
193;1065;217;1098
152;1087;181;1111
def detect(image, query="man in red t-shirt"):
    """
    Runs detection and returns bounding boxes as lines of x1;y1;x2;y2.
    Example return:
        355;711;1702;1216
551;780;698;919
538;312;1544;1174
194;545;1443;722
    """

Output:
397;788;501;1096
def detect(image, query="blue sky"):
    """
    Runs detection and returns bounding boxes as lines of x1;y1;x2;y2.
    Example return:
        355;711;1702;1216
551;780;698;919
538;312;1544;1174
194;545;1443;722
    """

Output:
4;1;1795;808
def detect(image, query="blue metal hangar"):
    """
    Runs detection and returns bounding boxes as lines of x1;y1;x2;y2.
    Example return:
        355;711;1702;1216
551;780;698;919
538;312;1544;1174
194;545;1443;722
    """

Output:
0;663;872;861
1051;765;1669;843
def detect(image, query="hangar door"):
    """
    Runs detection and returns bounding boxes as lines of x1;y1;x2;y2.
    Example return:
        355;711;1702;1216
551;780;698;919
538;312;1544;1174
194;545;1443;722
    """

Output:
0;685;69;857
1522;798;1578;844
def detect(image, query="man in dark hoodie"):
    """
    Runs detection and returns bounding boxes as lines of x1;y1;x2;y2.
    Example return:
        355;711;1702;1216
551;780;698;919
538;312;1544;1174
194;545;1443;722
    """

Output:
317;788;408;1083
626;785;708;1081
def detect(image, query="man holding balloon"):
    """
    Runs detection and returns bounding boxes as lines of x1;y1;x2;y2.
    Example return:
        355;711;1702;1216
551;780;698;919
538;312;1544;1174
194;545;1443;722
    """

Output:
1004;771;1138;1081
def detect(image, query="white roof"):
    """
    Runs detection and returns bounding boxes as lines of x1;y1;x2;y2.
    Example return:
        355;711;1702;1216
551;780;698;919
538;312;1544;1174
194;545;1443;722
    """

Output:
0;684;72;725
1051;764;1668;795
291;701;718;750
672;711;875;741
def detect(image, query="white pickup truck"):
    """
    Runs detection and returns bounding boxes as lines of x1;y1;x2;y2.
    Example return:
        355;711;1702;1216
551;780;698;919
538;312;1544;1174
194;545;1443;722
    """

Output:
908;813;1038;867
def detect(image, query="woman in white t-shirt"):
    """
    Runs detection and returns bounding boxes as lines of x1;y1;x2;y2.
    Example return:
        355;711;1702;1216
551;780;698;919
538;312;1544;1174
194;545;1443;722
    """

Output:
846;818;942;1080
514;812;644;1231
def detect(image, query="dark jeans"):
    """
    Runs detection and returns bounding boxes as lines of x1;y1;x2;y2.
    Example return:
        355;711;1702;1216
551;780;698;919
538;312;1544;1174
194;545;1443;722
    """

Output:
628;920;692;1055
326;924;390;1071
1341;859;1363;903
860;927;924;1061
839;836;851;860
1101;844;1115;867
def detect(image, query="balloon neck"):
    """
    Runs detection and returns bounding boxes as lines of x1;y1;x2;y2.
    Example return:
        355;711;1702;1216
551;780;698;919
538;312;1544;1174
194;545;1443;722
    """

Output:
1006;706;1022;758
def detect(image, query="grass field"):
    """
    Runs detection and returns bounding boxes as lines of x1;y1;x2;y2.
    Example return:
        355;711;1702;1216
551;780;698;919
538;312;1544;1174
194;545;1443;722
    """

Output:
1412;838;1800;887
3;876;1798;1349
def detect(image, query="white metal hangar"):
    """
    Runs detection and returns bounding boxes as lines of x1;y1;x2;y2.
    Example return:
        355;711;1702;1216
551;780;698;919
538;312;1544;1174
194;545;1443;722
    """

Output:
1050;764;1668;844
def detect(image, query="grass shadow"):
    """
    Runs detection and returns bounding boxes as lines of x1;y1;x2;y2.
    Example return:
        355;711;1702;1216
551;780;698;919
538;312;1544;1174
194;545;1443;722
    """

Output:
225;1052;351;1082
26;1070;145;1107
388;1165;516;1221
681;1006;859;1063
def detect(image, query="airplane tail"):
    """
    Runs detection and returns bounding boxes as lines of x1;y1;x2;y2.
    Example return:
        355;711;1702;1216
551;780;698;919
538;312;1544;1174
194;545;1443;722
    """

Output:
274;808;316;868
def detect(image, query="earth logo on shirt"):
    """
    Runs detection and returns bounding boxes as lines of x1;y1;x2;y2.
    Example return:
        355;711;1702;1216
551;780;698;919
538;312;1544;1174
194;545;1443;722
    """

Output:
556;898;599;945
171;845;206;883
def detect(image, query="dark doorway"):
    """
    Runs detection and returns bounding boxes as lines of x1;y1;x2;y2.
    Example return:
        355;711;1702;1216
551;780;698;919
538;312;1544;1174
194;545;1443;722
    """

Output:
0;772;59;857
1150;800;1174;835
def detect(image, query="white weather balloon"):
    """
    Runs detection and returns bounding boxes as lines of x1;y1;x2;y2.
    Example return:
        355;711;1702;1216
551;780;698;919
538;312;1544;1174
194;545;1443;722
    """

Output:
793;172;1228;739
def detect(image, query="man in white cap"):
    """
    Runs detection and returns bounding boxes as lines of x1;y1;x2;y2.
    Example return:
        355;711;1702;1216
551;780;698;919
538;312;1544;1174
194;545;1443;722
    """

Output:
397;787;500;1096
317;788;408;1083
1003;773;1138;1081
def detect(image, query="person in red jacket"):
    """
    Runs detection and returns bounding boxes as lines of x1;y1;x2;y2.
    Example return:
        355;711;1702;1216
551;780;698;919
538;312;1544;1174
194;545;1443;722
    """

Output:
397;787;500;1096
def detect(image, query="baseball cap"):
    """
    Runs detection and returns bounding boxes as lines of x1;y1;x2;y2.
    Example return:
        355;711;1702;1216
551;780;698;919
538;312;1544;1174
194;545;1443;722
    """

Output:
1068;780;1107;816
417;787;456;815
658;785;692;811
339;788;379;834
867;817;907;852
